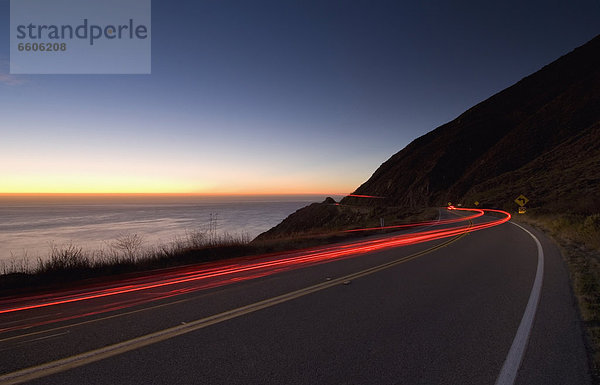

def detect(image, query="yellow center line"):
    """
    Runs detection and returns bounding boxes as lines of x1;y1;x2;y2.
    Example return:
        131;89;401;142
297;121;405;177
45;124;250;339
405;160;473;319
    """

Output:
0;223;471;385
0;292;214;343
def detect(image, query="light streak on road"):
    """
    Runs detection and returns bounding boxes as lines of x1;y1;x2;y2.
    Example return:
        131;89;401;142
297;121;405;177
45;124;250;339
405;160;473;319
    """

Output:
343;208;484;232
346;194;386;199
0;208;510;332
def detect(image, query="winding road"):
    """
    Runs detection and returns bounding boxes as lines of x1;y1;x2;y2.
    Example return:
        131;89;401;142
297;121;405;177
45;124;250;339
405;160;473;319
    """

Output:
0;208;591;384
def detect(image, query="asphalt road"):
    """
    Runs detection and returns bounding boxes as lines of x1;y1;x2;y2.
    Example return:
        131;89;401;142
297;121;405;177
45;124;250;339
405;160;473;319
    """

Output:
0;211;592;384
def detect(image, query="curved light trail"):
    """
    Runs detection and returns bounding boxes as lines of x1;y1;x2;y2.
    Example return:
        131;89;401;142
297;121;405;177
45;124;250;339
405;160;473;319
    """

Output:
343;208;485;233
346;194;386;199
0;208;510;332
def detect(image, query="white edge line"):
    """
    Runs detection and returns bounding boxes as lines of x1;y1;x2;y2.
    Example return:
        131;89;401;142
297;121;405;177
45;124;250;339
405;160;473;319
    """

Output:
495;221;545;385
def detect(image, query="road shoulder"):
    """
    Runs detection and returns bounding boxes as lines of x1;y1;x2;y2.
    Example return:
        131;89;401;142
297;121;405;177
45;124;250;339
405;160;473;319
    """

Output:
512;222;592;385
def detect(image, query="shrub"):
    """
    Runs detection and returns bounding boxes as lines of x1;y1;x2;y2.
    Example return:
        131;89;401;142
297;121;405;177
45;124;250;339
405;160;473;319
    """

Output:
112;233;145;262
40;243;89;273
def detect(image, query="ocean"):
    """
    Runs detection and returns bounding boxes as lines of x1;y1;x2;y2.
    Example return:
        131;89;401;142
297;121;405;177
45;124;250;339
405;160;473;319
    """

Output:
0;195;332;263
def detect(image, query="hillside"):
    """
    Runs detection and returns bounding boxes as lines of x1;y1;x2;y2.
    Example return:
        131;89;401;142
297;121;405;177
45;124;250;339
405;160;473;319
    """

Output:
343;34;600;213
254;198;436;241
256;34;600;240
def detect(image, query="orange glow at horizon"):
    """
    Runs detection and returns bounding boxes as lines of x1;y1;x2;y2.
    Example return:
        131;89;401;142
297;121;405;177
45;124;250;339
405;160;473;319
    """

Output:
1;131;374;198
0;176;353;196
1;156;364;196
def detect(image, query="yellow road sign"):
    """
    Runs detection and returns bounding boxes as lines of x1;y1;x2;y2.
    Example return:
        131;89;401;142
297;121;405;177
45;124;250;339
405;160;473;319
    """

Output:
514;194;529;207
474;201;479;206
518;207;527;214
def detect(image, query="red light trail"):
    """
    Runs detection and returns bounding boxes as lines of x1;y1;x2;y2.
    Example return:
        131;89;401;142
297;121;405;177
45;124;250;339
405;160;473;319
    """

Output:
0;208;510;332
343;208;484;233
346;194;386;199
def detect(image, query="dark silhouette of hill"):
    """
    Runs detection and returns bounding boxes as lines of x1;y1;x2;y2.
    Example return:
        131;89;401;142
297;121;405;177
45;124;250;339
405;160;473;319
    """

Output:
343;34;600;213
256;35;600;240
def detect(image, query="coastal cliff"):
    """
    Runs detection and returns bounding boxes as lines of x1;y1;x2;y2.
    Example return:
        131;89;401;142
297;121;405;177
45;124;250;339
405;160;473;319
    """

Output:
257;34;600;240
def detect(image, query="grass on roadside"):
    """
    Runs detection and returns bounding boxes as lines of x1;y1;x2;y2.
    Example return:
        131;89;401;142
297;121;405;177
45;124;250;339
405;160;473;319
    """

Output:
0;230;252;295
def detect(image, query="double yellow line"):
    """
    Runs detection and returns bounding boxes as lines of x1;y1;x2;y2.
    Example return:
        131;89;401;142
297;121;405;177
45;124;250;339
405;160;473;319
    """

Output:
0;227;469;385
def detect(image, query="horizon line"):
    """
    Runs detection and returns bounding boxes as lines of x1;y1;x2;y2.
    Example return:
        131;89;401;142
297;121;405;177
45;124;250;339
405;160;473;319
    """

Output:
0;192;350;197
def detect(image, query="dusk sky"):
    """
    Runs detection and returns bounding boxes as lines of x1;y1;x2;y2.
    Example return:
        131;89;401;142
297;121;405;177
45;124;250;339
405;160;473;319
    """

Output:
1;0;598;194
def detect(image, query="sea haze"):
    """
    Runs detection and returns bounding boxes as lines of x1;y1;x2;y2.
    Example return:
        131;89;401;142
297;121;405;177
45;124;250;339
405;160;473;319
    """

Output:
0;195;332;263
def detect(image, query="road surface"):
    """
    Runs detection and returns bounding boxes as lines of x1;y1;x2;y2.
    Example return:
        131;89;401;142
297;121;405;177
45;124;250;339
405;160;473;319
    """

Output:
0;209;591;384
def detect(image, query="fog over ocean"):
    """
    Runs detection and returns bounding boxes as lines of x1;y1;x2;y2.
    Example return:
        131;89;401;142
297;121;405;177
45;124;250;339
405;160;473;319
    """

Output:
0;195;333;263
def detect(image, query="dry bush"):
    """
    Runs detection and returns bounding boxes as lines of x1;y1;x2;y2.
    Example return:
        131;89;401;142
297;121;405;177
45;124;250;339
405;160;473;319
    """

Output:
38;243;90;273
111;233;145;262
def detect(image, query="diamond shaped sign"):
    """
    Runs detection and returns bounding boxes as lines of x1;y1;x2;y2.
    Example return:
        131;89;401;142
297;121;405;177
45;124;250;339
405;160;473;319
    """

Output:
514;194;529;207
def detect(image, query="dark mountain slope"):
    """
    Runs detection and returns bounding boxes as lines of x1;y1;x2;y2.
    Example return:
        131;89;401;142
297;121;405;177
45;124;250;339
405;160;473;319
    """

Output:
463;121;600;213
256;35;600;240
343;34;600;210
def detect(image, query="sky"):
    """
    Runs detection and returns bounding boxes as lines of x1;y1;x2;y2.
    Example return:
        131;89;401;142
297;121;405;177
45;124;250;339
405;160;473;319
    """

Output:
0;0;598;194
